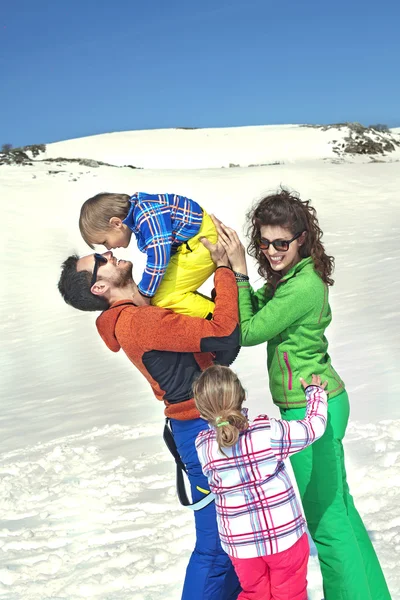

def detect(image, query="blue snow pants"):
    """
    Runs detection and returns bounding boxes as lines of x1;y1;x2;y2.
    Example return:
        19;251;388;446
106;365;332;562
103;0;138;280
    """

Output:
170;417;241;600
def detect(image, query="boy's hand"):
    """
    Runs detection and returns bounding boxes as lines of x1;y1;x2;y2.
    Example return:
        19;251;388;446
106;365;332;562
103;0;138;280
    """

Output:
300;374;328;390
200;237;230;268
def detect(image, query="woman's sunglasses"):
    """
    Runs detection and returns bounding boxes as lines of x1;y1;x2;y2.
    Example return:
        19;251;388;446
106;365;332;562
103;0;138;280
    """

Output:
257;231;303;252
91;253;107;287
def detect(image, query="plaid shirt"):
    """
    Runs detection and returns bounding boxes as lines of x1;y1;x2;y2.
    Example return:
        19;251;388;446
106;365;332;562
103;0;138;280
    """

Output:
122;192;203;297
195;385;328;558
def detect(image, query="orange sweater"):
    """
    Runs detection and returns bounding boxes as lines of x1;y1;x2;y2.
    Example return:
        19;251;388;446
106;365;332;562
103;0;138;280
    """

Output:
96;267;240;420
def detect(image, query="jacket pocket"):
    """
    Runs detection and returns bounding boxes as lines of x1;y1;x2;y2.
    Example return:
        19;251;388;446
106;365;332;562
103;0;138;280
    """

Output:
283;352;293;391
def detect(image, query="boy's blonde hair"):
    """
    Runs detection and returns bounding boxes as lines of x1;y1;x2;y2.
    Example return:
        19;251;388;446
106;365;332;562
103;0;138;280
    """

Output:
79;193;131;249
193;365;248;456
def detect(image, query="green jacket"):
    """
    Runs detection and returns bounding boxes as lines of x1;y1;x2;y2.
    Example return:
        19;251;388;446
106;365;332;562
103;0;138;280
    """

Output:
238;257;345;408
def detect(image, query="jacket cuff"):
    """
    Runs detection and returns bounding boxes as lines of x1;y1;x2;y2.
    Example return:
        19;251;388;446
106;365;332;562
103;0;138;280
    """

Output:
304;384;325;394
137;286;154;298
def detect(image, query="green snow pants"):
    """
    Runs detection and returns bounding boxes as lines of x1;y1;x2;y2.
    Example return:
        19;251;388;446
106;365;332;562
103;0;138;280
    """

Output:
280;390;391;600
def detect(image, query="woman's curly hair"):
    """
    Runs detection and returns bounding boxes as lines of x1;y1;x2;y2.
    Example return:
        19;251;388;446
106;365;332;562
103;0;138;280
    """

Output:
246;188;334;290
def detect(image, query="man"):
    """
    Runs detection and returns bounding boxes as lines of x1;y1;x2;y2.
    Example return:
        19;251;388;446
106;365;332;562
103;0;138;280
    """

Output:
58;239;241;600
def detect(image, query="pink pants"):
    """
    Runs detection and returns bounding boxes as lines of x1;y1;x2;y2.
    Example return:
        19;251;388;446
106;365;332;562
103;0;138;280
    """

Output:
230;533;309;600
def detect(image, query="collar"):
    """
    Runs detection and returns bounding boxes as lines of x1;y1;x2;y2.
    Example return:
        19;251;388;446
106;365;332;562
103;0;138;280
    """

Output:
279;256;314;283
122;194;138;230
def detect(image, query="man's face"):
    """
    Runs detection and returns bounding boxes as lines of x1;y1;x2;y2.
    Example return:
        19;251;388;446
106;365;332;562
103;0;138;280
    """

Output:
77;251;133;289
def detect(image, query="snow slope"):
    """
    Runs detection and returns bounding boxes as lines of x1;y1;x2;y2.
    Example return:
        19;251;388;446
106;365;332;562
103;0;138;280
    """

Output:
41;124;400;169
1;124;399;599
1;418;398;599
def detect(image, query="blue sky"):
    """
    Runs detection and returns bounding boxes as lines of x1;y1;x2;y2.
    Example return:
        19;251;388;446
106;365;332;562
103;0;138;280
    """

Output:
1;0;399;147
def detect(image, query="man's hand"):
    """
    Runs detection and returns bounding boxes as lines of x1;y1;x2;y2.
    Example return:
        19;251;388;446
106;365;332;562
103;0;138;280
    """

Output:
199;237;230;268
210;215;247;274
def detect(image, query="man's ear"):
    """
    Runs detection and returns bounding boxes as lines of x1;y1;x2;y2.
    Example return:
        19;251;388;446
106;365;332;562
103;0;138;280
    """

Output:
91;280;110;296
109;217;123;229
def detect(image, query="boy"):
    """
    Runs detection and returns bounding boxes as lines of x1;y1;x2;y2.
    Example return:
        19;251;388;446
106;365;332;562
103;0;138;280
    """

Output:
79;192;217;318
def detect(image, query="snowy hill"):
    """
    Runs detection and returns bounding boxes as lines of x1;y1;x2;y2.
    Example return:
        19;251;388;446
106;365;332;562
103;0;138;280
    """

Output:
1;123;399;599
45;124;346;168
3;123;400;170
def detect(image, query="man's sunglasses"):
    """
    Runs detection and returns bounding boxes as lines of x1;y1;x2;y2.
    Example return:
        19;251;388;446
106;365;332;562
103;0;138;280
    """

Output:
257;231;303;252
91;253;107;287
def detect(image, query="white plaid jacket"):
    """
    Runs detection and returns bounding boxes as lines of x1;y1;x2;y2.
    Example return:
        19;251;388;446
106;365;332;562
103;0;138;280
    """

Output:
195;385;328;558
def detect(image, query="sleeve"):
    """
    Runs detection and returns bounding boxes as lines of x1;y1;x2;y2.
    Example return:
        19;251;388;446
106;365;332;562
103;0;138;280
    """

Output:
246;283;272;312
237;277;316;346
269;385;328;461
195;431;212;478
137;267;240;354
136;201;173;297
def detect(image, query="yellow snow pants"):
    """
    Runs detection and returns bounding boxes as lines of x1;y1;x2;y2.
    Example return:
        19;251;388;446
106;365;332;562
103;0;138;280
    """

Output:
151;210;217;318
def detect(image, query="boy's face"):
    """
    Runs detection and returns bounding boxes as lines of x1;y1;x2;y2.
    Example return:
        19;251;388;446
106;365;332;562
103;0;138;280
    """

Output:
94;220;132;250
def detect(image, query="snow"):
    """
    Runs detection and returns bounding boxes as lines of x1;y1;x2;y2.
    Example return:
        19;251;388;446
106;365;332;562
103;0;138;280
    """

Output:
42;124;400;169
1;124;399;599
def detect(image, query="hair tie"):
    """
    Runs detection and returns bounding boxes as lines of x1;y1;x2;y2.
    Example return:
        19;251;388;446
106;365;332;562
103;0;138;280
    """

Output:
215;416;230;427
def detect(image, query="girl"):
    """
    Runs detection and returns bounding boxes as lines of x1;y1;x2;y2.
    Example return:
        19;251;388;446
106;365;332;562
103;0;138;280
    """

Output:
213;189;391;600
194;365;328;600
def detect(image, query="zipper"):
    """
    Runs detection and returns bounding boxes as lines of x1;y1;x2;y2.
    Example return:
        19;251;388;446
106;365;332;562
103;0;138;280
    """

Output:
277;351;288;407
283;352;293;390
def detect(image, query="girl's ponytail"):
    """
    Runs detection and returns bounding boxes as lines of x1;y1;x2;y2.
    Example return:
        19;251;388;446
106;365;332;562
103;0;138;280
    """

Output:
214;410;249;453
193;366;248;457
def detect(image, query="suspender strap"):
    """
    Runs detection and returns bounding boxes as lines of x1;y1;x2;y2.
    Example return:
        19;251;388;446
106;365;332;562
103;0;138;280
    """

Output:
163;420;215;511
163;420;186;472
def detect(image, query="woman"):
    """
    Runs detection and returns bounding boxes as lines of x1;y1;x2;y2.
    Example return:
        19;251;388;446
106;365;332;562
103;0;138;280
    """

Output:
213;189;391;600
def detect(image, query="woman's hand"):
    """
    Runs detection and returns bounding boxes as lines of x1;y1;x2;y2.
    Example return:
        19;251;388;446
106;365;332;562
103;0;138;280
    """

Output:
300;374;328;389
211;215;248;274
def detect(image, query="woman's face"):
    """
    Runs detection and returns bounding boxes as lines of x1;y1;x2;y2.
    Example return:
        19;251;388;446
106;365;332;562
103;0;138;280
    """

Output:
259;225;305;275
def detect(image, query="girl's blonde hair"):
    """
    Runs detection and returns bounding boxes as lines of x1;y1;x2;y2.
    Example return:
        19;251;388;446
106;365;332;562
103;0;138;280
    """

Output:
79;192;131;249
193;365;248;456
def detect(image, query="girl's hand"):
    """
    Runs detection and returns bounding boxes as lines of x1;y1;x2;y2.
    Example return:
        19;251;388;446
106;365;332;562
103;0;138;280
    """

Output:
211;215;248;274
300;374;328;389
